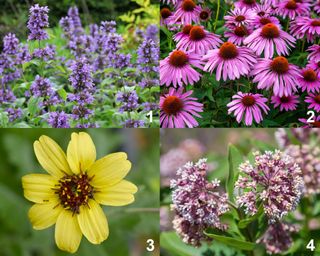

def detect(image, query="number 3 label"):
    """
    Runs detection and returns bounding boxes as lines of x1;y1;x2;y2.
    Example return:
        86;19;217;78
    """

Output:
146;239;155;252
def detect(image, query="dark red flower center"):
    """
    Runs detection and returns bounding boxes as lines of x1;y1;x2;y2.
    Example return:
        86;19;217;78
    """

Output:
318;61;320;68
169;50;189;67
271;57;289;74
219;42;238;59
55;173;94;214
314;95;320;104
182;24;193;35
280;96;290;103
311;121;320;127
200;10;209;20
285;0;297;9
311;20;320;26
244;0;256;4
234;26;248;37
242;95;256;106
261;23;280;38
161;8;172;19
189;26;206;40
258;11;266;16
294;0;302;3
235;15;246;22
182;0;196;12
260;17;271;25
303;69;317;82
162;95;184;115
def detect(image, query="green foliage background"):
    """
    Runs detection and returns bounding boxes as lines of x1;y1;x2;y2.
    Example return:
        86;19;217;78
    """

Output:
0;0;159;40
0;128;159;256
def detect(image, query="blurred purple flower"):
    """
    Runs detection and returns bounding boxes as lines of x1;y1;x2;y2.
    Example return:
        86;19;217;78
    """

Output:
122;119;145;128
6;107;22;122
33;44;56;61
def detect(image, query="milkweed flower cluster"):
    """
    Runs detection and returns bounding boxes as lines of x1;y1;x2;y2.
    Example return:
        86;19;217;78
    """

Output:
285;145;320;196
257;222;299;254
235;150;304;222
160;0;320;127
0;4;159;128
171;159;229;246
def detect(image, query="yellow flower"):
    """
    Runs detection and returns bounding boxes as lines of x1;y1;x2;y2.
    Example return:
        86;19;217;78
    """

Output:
22;132;138;253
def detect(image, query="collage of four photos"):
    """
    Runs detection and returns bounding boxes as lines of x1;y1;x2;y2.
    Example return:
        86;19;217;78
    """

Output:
0;0;320;255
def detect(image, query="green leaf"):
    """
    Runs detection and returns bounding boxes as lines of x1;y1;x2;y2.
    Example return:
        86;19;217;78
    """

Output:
238;204;264;229
227;144;242;203
160;232;206;256
204;232;256;251
57;88;67;101
0;112;9;128
27;96;42;117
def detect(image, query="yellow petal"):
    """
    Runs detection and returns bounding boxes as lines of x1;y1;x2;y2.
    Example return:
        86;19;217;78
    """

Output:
67;132;96;174
77;200;109;244
34;135;72;178
28;200;63;230
89;153;131;187
55;210;82;253
22;174;57;203
95;180;138;206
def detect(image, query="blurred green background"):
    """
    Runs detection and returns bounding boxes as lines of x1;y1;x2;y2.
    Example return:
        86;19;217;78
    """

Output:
0;0;158;40
0;128;159;256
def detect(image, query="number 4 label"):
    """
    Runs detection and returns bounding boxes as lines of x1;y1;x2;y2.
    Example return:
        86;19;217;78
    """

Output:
306;239;315;251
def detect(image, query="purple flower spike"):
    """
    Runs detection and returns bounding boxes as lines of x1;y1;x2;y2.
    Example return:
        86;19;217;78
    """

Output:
235;150;304;222
27;4;49;41
171;159;229;246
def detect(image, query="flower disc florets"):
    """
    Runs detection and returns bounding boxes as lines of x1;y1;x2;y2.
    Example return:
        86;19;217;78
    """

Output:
235;150;304;222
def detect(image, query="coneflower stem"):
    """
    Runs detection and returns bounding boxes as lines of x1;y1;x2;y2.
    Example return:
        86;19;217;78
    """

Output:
214;0;220;32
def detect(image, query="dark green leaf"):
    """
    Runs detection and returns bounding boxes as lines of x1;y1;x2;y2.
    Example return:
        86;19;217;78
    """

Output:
227;144;242;203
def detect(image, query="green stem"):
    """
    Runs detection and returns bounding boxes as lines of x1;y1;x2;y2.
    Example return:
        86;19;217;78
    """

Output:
214;0;220;32
301;40;305;52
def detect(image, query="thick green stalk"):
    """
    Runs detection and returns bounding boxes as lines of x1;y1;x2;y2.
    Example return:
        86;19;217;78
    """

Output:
214;0;220;32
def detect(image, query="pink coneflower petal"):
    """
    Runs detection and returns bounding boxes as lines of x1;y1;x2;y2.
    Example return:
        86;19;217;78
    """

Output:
170;0;201;25
275;0;310;20
176;25;222;54
307;45;320;62
244;23;296;58
160;49;203;87
234;0;258;9
160;88;203;128
224;8;256;29
297;68;320;93
227;92;270;126
252;56;301;97
271;95;299;111
290;17;320;43
203;42;257;81
305;93;320;112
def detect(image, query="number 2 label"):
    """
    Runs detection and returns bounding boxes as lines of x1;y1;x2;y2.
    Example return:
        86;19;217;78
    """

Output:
307;111;315;123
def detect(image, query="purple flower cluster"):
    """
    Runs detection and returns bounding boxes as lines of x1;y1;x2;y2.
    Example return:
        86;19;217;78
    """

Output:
137;39;159;73
122;119;145;128
235;150;304;222
29;75;60;109
33;44;56;61
116;91;139;113
27;4;49;41
47;111;70;128
3;33;19;55
171;159;229;246
257;222;299;254
6;107;22;122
